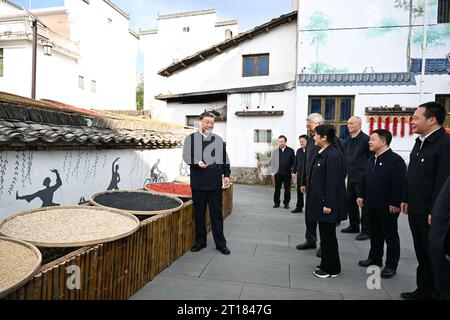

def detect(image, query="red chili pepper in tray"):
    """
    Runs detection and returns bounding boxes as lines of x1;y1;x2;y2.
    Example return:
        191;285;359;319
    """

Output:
146;183;192;196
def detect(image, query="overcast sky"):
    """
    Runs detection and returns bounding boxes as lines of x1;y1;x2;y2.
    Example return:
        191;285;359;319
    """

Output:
11;0;293;73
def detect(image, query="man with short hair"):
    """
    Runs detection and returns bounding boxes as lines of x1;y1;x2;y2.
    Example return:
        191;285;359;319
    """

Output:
183;111;232;255
271;135;295;209
296;113;324;256
401;101;450;300
292;135;308;213
356;129;406;279
341;116;372;241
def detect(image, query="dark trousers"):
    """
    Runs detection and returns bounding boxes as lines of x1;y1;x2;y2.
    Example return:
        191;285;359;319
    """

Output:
192;188;226;248
295;178;304;210
367;206;400;269
274;173;291;206
408;210;435;296
319;222;341;275
347;182;370;234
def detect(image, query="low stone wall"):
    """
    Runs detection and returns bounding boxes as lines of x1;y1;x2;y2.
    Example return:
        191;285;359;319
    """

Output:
232;167;272;185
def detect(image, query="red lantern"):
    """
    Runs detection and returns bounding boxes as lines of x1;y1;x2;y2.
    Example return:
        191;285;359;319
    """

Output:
393;117;399;136
409;117;413;136
401;117;406;137
369;117;375;135
377;117;383;129
385;117;391;132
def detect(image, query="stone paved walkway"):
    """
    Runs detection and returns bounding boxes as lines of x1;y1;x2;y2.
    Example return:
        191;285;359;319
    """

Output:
131;184;418;300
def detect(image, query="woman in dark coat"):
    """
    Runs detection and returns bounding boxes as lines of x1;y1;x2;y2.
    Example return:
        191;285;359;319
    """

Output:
306;125;347;278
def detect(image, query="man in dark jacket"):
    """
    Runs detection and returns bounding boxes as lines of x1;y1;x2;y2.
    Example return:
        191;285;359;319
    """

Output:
297;113;323;254
356;129;406;279
342;116;371;241
271;135;295;209
430;175;450;299
401;101;450;300
292;135;308;213
183;111;232;255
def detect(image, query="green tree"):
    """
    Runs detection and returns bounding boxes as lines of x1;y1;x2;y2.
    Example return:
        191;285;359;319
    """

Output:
136;80;144;111
305;12;331;73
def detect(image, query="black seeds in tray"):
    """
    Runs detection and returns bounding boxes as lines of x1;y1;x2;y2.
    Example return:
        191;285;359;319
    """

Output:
93;192;181;212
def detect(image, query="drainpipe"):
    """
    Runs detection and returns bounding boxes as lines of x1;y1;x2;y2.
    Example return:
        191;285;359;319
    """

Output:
419;0;429;103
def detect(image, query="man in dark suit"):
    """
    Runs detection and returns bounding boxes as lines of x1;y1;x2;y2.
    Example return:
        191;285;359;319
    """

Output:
356;129;407;279
342;116;372;241
297;113;324;255
401;101;450;300
182;111;232;255
292;135;308;213
430;175;450;299
271;135;295;209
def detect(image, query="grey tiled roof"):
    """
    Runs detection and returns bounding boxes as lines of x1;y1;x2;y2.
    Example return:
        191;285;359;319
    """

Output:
411;59;450;74
297;72;417;87
0;95;188;150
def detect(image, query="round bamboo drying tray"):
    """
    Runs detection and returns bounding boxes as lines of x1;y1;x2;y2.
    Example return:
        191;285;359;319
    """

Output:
0;237;42;299
0;206;140;248
90;189;184;216
144;182;193;199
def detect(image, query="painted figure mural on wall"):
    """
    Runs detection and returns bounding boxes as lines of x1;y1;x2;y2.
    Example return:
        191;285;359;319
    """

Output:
16;169;62;207
107;158;121;190
179;160;190;177
143;159;168;187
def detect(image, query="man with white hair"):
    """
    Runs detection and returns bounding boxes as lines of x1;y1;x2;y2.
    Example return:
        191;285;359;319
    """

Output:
296;113;324;257
341;116;372;241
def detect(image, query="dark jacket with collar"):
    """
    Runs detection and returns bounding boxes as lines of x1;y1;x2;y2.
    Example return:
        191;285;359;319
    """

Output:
403;127;450;214
182;131;231;190
305;145;347;223
429;175;450;299
301;136;321;187
292;148;306;180
357;149;406;209
343;131;371;184
270;146;295;175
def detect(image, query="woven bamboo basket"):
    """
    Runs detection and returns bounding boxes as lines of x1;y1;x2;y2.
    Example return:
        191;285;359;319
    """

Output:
0;237;42;299
90;190;183;217
0;206;140;248
144;182;193;199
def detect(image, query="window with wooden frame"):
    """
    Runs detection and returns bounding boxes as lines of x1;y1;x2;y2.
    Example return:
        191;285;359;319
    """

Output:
436;95;450;126
243;54;269;77
0;48;3;77
438;0;450;23
186;115;199;128
254;130;272;143
308;96;355;139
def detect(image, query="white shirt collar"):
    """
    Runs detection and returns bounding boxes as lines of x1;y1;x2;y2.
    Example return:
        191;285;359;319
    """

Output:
419;127;441;142
351;130;361;139
280;146;286;152
198;130;210;138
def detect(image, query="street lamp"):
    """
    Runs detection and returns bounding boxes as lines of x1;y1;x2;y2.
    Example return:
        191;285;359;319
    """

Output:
25;10;51;99
43;41;52;56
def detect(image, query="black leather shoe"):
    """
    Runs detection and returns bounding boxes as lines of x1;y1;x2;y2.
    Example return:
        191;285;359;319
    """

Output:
273;204;280;208
316;246;322;258
381;267;397;279
296;241;317;250
216;246;231;255
341;226;360;234
284;204;289;209
356;233;370;241
191;244;206;252
400;289;432;300
358;258;382;268
291;208;303;213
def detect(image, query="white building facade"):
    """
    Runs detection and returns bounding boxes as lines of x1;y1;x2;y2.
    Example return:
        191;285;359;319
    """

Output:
0;0;138;110
156;12;298;176
296;0;450;160
139;9;238;116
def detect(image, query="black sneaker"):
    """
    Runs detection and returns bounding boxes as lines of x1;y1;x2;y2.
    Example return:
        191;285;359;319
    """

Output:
356;233;370;241
296;241;317;250
341;226;360;234
291;208;303;213
313;269;339;279
381;267;396;279
400;289;432;300
273;204;280;208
